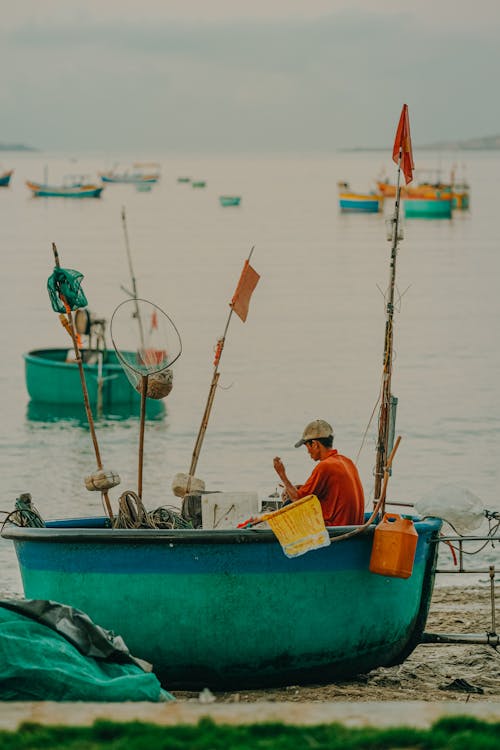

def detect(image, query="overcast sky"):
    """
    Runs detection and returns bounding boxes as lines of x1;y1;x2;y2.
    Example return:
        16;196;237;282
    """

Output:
2;1;500;153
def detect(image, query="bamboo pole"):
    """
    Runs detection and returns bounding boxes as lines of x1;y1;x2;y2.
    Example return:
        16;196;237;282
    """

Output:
121;206;145;350
185;247;255;495
374;153;403;499
137;374;148;499
52;243;114;520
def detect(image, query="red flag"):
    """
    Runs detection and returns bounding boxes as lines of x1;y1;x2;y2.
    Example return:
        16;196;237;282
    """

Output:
230;260;260;322
392;104;414;185
151;310;158;330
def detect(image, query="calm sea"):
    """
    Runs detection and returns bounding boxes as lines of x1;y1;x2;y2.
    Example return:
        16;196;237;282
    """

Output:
1;150;499;594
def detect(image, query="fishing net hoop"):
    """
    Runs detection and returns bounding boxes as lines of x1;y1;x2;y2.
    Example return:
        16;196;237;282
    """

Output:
110;298;182;377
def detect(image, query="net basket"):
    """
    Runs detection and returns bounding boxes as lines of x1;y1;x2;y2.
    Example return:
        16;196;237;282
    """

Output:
261;494;330;558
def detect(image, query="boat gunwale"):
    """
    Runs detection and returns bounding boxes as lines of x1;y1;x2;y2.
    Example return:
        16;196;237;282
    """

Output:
1;517;441;545
23;348;125;373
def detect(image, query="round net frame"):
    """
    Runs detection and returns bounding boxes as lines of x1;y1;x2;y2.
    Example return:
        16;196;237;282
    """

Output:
110;299;182;394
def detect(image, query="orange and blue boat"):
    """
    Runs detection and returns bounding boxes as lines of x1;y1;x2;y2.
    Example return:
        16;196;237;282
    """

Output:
338;182;383;213
26;176;103;198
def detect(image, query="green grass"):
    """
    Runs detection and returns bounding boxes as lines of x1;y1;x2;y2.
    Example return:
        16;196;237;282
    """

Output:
0;717;499;750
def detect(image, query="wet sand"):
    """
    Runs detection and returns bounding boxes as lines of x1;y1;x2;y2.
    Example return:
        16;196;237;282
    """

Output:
173;581;500;703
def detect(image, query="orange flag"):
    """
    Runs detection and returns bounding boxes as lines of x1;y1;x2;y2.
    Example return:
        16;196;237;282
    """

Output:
230;260;260;322
392;104;414;185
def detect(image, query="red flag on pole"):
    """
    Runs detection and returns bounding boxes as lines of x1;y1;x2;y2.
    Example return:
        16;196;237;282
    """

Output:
392;104;414;184
230;260;260;322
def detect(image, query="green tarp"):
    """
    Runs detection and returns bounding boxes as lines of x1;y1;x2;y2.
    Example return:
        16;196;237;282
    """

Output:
0;600;173;702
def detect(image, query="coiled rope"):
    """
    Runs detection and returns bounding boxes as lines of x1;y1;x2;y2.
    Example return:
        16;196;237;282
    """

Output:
1;494;45;529
112;490;192;529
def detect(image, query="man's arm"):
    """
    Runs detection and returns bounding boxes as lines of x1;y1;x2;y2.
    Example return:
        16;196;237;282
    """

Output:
273;457;300;501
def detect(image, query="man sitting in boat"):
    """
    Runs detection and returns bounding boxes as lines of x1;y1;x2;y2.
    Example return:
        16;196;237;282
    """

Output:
273;419;365;526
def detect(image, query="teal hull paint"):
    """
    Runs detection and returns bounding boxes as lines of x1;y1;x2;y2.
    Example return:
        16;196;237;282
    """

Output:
404;198;452;219
4;519;441;689
219;196;241;206
101;175;159;184
339;199;380;213
24;348;139;407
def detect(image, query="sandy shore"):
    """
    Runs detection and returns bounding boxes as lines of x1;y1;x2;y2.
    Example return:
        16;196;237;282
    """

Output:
173;581;500;703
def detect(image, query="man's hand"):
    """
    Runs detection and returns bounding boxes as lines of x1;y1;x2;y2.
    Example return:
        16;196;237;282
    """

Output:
273;457;286;479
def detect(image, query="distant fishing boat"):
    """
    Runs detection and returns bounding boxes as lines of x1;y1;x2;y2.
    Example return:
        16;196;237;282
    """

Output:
26;179;103;199
23;348;154;408
404;196;453;219
191;181;206;188
377;168;469;211
24;307;170;411
0;169;14;187
100;163;160;185
219;195;241;207
338;182;383;213
177;177;191;183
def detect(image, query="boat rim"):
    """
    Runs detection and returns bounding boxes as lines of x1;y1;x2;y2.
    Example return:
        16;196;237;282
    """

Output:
1;516;441;544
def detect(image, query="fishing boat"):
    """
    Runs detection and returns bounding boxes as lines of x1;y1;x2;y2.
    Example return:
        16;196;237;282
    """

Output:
100;163;160;185
191;180;206;188
377;168;469;211
24;348;145;408
24;306;170;411
219;195;241;207
0;169;14;187
1;516;441;689
26;180;103;199
338;182;383;213
2;107;445;690
404;196;453;219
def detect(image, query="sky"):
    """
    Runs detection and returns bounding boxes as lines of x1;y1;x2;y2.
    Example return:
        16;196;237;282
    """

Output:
2;0;500;153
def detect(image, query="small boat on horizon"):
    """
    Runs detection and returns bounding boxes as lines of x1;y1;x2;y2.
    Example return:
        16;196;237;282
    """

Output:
26;180;103;198
0;169;14;187
219;195;241;207
191;180;206;188
100;162;161;185
338;182;383;213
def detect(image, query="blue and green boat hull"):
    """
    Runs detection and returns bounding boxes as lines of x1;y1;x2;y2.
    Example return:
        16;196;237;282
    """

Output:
3;517;442;689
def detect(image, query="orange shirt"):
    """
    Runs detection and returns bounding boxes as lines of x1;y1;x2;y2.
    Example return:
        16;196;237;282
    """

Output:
296;449;365;526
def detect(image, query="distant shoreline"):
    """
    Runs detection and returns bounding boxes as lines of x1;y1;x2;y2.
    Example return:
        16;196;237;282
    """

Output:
0;144;38;152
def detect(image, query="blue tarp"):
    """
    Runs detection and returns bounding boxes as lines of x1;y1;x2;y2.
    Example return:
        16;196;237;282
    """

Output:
0;600;173;702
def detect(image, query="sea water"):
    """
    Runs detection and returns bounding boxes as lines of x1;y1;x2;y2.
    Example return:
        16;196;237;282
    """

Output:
1;150;499;594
